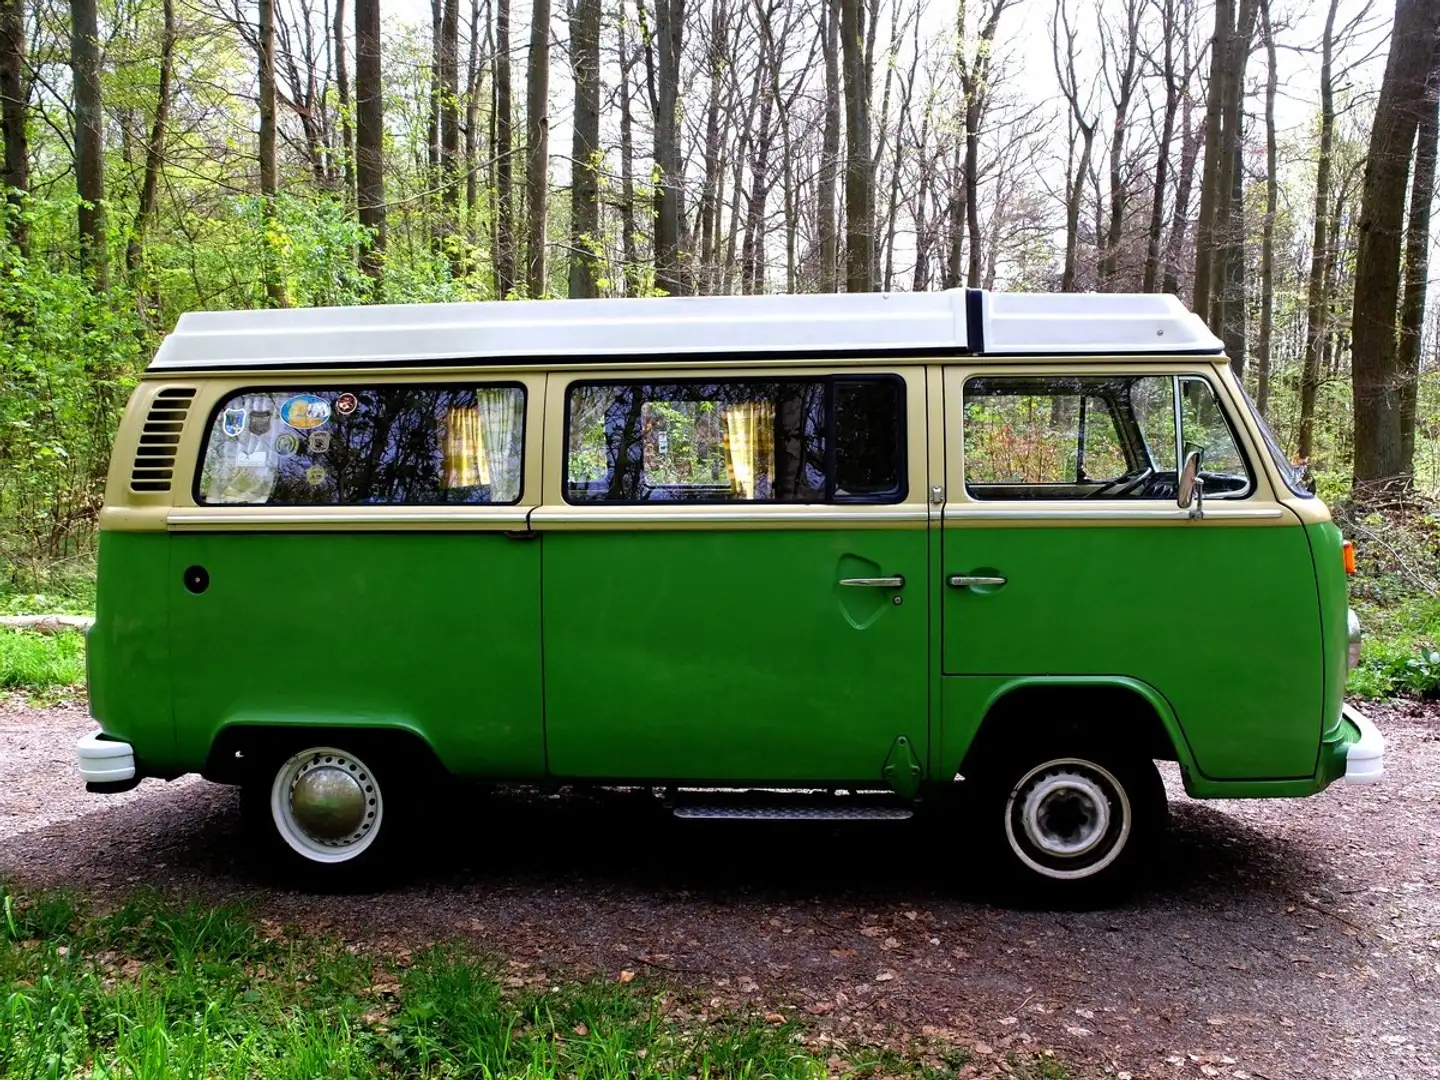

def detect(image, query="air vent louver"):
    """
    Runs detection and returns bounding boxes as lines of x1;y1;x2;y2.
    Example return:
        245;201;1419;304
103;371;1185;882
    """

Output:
129;387;196;492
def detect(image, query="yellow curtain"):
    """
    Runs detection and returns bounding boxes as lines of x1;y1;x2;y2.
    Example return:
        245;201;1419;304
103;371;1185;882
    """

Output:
443;406;488;488
723;402;774;499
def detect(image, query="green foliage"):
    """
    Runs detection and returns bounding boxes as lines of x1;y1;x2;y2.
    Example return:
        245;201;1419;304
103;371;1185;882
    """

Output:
0;629;86;695
1345;509;1440;699
1349;596;1440;699
0;887;1022;1080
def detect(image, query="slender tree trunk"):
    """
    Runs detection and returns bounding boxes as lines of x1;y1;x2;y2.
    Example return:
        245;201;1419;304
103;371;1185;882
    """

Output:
1255;0;1277;414
523;0;549;295
439;0;461;273
568;0;600;298
1351;0;1440;490
464;0;484;239
1098;0;1141;289
259;0;288;306
333;0;354;202
653;0;686;295
493;0;515;295
1192;0;1231;323
1162;105;1199;296
1398;37;1440;469
1142;0;1178;293
617;15;640;296
70;0;108;291
428;0;442;182
840;0;872;292
695;0;727;293
1215;0;1258;380
355;0;386;286
125;0;173;276
0;0;28;256
818;0;840;292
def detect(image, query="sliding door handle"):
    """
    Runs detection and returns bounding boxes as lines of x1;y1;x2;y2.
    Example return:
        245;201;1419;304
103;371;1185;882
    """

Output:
839;576;905;588
948;575;1007;589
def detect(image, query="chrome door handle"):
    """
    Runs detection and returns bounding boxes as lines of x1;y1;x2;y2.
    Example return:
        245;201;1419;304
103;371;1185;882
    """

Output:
948;575;1007;589
839;576;905;588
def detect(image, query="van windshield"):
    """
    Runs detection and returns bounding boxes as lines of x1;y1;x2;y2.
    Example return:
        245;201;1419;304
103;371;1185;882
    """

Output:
1239;386;1313;497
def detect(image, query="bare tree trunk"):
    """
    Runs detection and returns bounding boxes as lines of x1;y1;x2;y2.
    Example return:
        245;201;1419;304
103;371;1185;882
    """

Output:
70;0;108;291
1398;36;1440;470
568;0;600;298
333;0;353;202
617;12;640;296
439;0;461;272
818;0;840;292
0;0;28;256
259;0;288;306
959;0;1012;288
840;0;872;292
1142;0;1180;293
1351;0;1440;491
1192;0;1230;323
1053;0;1095;293
523;0;550;296
355;0;386;286
1161;105;1199;296
1255;0;1277;414
493;0;515;295
464;0;484;239
696;0;728;293
1214;0;1258;381
125;0;174;276
653;0;687;295
1098;0;1141;289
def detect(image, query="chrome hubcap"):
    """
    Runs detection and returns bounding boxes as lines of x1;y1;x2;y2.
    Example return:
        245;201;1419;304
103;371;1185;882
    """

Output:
291;764;367;841
1004;758;1132;881
270;748;383;863
1021;772;1110;857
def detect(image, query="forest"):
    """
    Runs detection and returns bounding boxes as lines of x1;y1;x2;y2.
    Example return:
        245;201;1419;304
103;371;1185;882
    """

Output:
0;0;1438;694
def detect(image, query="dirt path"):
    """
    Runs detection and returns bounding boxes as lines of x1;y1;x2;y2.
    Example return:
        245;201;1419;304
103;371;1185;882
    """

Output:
2;699;1437;1080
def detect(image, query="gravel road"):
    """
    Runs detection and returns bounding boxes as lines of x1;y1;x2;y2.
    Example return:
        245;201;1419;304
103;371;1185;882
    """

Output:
1;699;1436;1080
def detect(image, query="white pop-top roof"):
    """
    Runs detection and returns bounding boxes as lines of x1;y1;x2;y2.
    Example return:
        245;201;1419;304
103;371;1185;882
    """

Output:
147;289;1223;371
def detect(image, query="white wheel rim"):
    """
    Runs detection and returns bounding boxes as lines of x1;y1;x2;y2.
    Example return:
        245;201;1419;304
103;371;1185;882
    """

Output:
1003;758;1132;881
270;747;384;864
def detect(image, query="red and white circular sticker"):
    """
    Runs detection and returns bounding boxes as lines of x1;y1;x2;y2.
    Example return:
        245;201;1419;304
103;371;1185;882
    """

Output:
335;392;358;416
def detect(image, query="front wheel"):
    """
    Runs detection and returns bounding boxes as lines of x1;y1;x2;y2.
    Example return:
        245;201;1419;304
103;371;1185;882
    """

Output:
242;744;401;884
975;742;1166;903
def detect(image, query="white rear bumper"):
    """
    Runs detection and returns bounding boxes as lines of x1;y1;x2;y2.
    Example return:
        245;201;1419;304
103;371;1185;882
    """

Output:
77;731;137;784
1341;705;1384;784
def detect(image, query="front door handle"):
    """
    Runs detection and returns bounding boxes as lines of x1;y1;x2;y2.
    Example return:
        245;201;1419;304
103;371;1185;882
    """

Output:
948;575;1007;589
839;576;905;588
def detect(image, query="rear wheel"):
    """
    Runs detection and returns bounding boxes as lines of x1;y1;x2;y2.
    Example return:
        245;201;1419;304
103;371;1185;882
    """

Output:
242;743;403;885
974;740;1165;903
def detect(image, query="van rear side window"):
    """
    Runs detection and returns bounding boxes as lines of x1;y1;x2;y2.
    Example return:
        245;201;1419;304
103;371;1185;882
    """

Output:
564;377;904;503
196;385;525;505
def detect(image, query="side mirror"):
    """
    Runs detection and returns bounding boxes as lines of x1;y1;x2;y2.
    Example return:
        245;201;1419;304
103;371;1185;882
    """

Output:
1177;447;1205;519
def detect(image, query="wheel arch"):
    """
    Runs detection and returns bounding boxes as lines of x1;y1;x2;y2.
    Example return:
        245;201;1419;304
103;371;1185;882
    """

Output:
956;676;1196;780
203;720;448;785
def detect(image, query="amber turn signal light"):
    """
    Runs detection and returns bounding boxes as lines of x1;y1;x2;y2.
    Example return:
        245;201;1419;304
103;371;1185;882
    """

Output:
1342;539;1356;576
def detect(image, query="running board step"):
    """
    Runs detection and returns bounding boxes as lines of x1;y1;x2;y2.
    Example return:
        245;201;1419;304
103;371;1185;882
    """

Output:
669;794;914;821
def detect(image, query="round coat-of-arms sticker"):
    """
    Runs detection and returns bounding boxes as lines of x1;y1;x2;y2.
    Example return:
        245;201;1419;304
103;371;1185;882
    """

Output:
334;392;359;416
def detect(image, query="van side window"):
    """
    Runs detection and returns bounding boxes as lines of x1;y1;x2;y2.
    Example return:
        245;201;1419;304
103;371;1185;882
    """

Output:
197;385;525;505
962;375;1251;501
565;377;904;503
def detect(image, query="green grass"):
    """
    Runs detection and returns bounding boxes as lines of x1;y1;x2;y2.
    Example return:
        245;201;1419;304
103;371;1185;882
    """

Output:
1348;594;1440;699
0;887;1080;1080
0;629;86;697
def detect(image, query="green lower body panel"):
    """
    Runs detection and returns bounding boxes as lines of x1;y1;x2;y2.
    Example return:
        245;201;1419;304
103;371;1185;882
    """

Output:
164;531;544;777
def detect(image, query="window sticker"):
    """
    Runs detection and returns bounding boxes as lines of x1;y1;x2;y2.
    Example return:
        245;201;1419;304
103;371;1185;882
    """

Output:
198;385;526;506
280;394;332;430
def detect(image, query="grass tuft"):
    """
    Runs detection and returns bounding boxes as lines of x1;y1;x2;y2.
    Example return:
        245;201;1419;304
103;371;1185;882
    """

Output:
0;628;87;697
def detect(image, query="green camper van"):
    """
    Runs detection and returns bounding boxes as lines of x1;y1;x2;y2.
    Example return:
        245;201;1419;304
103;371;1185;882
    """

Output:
77;289;1382;898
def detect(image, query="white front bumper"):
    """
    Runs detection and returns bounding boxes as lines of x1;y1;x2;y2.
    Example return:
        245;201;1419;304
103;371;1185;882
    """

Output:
1342;704;1384;784
77;731;137;784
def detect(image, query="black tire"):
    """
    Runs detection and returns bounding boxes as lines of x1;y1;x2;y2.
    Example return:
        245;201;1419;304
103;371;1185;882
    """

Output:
240;740;412;889
971;738;1166;906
